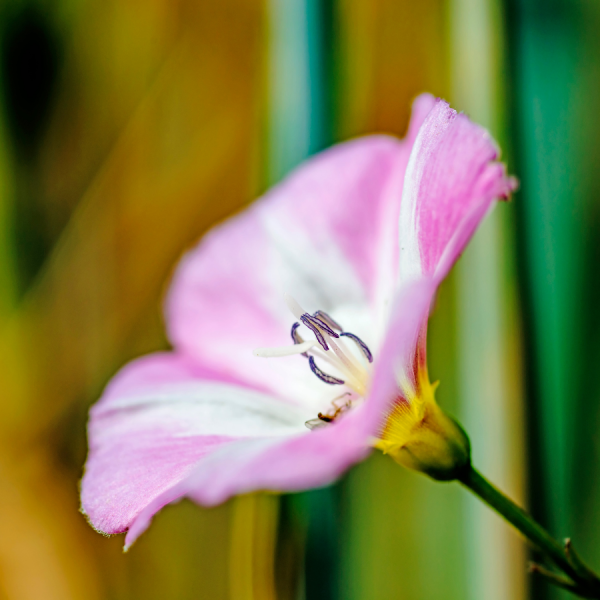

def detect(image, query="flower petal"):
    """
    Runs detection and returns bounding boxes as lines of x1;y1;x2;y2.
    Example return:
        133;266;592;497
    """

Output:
83;96;456;548
120;279;437;548
81;352;310;537
124;421;371;548
165;95;436;404
341;277;439;446
398;99;517;285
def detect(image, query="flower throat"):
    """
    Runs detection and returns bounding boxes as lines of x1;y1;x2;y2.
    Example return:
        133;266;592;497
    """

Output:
253;295;374;429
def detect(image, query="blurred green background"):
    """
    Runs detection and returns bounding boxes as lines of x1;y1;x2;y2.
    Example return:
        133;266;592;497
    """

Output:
0;0;599;598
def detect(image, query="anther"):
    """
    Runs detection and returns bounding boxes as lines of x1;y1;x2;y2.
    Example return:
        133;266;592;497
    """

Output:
340;332;373;363
313;310;343;332
291;322;309;357
305;314;339;337
317;412;334;422
308;356;345;385
301;315;329;350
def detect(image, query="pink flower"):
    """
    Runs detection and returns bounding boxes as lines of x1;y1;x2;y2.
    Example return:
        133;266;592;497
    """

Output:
81;94;516;549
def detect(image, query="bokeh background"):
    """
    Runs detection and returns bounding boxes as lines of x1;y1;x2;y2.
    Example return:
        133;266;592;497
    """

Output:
0;0;599;598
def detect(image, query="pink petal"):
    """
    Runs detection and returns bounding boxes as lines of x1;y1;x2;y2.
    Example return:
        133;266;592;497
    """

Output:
358;277;438;425
81;352;310;537
399;99;517;285
121;278;437;549
124;425;370;548
165;95;436;403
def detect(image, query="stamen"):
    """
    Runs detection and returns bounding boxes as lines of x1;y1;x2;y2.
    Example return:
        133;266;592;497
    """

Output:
304;314;340;338
305;418;329;431
328;336;366;377
310;345;366;395
308;356;345;385
313;310;343;332
256;297;371;398
291;322;303;344
291;322;309;357
317;412;334;422
309;344;354;378
305;393;356;430
301;315;329;351
253;340;316;358
340;332;373;363
332;393;353;409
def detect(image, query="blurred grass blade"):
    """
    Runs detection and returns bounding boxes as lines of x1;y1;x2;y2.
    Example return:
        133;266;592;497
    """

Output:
0;106;18;320
230;495;279;600
449;0;527;598
508;0;599;598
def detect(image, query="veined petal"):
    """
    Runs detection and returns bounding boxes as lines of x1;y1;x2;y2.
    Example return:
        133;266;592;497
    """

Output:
81;352;310;537
165;95;436;404
398;99;517;285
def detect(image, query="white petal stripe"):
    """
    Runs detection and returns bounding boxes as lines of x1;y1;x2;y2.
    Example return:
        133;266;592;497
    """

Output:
92;383;311;438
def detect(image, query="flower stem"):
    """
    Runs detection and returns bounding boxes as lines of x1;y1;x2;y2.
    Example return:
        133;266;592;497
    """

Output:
458;465;600;598
458;466;571;573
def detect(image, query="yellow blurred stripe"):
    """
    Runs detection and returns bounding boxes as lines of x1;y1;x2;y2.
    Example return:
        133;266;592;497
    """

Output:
336;0;448;140
0;115;17;321
0;452;102;600
229;494;279;600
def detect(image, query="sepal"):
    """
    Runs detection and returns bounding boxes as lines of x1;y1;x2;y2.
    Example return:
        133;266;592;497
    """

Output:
374;376;471;481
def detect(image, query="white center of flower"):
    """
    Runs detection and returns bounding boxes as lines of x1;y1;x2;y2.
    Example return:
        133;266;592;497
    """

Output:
253;294;374;430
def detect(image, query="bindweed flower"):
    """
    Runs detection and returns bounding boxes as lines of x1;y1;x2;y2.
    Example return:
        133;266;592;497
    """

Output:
81;94;516;549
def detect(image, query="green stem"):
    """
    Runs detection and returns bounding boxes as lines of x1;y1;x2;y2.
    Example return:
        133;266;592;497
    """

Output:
458;465;576;580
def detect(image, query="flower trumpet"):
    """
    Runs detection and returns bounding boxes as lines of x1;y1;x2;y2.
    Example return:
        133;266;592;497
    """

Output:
81;94;515;550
